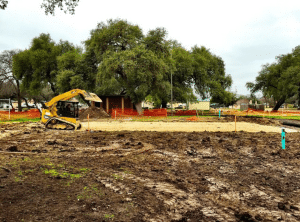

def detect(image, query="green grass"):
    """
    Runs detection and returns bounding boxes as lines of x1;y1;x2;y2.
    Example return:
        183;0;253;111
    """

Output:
0;117;40;123
247;114;300;120
77;184;103;200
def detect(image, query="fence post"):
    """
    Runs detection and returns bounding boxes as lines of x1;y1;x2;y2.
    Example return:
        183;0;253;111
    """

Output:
281;128;285;150
235;115;237;132
88;114;90;131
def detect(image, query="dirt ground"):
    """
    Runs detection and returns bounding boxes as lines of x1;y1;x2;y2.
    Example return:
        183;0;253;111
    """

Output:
79;106;110;121
1;118;300;221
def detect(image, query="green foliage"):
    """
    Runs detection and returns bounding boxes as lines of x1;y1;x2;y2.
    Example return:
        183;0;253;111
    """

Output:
77;184;103;200
211;90;238;106
11;19;232;110
143;28;171;58
246;45;300;110
84;19;143;62
104;214;115;219
13;33;76;96
96;44;167;103
1;0;79;15
191;46;232;100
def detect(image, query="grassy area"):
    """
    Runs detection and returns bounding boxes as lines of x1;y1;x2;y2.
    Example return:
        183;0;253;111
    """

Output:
247;115;300;120
0;117;40;123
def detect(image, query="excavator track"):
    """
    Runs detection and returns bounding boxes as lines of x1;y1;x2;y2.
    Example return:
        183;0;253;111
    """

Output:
45;117;76;130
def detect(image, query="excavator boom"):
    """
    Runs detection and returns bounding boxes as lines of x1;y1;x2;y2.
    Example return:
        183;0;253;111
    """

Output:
45;89;102;108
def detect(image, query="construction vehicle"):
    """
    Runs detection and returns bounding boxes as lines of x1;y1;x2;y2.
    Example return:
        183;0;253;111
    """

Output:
41;89;102;130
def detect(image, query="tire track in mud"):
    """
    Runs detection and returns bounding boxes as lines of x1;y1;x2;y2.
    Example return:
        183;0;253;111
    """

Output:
78;135;300;221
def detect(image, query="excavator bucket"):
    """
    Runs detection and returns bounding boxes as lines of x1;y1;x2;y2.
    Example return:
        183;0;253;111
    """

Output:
82;92;102;103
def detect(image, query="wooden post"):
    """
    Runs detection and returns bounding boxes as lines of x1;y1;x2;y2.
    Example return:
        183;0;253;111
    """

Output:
196;108;198;118
88;114;90;131
235;115;237;133
106;97;109;113
115;110;116;119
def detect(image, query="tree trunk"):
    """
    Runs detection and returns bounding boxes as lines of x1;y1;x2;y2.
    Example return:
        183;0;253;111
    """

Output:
23;98;30;109
49;82;57;96
135;102;143;115
16;80;22;112
33;100;42;118
273;97;286;111
161;102;167;108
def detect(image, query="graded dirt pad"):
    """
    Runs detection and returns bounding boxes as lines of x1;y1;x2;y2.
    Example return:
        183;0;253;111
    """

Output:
1;122;300;221
80;116;299;133
79;106;110;120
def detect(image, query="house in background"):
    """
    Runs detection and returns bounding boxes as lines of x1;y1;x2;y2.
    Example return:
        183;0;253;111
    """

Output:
233;98;250;110
142;101;154;109
166;102;186;109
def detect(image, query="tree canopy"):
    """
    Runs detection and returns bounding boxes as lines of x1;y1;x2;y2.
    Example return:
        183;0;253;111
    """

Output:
13;33;76;96
246;46;300;110
0;0;79;15
12;19;233;112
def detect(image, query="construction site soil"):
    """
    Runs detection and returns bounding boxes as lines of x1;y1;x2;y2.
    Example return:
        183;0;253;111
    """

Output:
79;106;110;120
0;118;300;221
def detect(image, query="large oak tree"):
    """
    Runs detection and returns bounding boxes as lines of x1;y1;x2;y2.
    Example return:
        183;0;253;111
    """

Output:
246;46;300;110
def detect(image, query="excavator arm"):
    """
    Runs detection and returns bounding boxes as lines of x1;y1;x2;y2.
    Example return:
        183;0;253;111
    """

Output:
45;89;102;108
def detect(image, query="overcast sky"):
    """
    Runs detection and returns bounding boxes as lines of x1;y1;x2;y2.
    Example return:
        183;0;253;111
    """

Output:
1;0;300;98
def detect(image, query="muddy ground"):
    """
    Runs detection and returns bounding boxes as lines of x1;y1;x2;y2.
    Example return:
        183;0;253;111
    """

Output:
0;119;300;221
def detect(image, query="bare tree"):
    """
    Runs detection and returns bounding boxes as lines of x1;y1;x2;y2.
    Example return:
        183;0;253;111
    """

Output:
0;49;23;111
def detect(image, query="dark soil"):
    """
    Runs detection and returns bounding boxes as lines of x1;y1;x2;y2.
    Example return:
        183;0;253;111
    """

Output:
79;106;110;120
0;121;300;221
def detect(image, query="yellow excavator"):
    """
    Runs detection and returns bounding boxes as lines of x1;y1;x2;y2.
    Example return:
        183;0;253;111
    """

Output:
41;89;102;130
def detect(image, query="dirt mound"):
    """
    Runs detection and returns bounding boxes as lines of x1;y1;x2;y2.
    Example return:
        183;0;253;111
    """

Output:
79;106;110;120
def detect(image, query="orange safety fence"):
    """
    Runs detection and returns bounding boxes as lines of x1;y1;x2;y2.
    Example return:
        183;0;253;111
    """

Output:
144;108;167;117
111;108;168;118
111;108;139;118
172;110;197;116
0;109;40;120
186;116;200;121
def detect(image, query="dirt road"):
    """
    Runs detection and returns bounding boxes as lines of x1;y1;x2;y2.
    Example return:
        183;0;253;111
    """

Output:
1;121;300;221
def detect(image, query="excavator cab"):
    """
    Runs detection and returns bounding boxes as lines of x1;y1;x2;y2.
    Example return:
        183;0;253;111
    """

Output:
56;101;79;118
